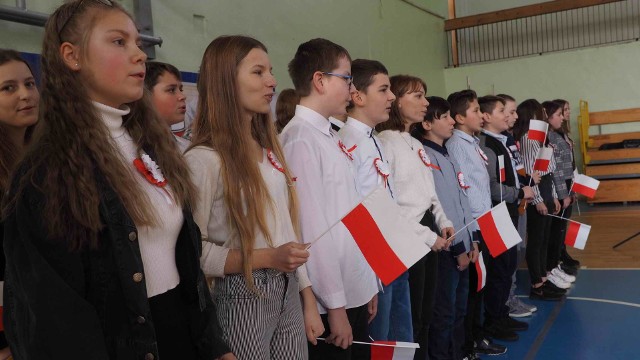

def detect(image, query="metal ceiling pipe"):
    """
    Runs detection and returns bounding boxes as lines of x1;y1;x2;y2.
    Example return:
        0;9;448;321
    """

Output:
0;4;163;46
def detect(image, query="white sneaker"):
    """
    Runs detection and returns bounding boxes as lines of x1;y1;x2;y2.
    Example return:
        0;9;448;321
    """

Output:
553;265;576;283
547;272;571;289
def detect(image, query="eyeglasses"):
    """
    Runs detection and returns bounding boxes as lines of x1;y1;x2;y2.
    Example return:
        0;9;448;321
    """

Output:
57;0;113;41
321;72;353;87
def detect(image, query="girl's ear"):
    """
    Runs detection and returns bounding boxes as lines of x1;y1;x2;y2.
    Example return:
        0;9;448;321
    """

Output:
60;42;81;71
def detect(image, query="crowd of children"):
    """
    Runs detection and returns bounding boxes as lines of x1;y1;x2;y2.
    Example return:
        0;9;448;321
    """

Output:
0;1;583;359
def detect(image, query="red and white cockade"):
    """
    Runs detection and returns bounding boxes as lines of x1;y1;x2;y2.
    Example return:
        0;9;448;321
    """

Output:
457;172;470;190
477;148;489;165
418;148;440;170
374;158;391;188
133;153;167;187
338;140;356;161
267;149;297;184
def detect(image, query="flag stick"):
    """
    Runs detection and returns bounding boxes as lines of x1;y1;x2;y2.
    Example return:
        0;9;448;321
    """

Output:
316;338;419;349
546;213;570;221
560;180;575;218
443;203;503;242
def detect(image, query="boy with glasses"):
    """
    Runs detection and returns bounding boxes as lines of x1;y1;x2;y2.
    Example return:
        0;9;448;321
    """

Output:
280;39;379;360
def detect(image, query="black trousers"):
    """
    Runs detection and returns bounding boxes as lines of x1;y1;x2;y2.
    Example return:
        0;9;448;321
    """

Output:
547;179;574;272
526;175;554;285
148;283;198;360
483;216;519;324
409;210;439;360
463;240;485;354
310;304;371;360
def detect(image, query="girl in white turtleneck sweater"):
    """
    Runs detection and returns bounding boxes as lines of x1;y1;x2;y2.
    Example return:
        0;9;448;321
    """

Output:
2;2;233;359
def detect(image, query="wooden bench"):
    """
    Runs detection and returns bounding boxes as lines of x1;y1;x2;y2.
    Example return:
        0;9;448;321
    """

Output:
578;101;640;203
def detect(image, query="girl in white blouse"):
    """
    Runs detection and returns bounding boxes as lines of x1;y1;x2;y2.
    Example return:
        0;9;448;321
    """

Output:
376;75;453;359
184;35;323;360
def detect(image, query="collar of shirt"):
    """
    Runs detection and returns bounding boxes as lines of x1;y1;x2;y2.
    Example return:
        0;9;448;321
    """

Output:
329;117;345;130
421;138;448;156
296;105;332;137
482;129;508;147
452;129;480;145
345;117;374;137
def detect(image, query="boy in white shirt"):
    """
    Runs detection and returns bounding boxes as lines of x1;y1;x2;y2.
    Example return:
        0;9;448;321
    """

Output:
338;59;412;342
280;39;379;360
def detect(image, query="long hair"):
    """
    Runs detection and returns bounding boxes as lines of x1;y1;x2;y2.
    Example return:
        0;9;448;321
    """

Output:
189;35;300;290
554;98;571;134
275;88;299;133
0;49;37;201
376;75;426;132
4;0;195;250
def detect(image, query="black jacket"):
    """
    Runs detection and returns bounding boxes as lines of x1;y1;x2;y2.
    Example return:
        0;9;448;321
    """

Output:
3;164;230;360
479;132;521;219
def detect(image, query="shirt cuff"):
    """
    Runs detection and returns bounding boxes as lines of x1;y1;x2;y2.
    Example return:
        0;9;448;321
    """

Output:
317;290;347;311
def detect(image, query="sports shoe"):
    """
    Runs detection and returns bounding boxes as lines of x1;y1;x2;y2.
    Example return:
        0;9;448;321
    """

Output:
530;283;564;301
502;316;529;332
507;296;532;318
474;338;507;355
485;320;519;341
552;265;576;283
547;272;571;289
516;297;538;313
544;280;567;294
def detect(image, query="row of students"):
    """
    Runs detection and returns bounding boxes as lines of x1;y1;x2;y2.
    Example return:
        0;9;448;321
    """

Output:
0;2;582;360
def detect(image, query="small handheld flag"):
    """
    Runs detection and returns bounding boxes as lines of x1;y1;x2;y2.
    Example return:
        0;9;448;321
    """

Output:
533;147;553;172
529;119;549;142
477;202;523;257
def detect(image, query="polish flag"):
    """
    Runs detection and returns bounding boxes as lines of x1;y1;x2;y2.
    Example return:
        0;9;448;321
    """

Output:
341;187;431;286
572;174;600;199
475;252;487;292
529;119;549;142
533;147;554;172
565;220;591;250
371;341;419;360
498;155;506;183
477;202;522;257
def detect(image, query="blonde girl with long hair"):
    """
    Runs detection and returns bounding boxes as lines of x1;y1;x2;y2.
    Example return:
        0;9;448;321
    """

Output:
2;1;232;359
185;35;323;359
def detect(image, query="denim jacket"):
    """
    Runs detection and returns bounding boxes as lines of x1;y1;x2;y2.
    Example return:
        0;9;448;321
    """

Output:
3;164;230;360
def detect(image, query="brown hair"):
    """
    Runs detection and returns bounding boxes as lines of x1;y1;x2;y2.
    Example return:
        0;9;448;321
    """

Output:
0;49;37;201
376;75;426;132
275;88;299;133
4;0;195;250
144;61;181;91
189;35;300;291
288;38;351;97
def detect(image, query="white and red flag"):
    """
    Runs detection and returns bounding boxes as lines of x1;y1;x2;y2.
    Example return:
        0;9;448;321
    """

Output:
529;119;549;142
498;155;506;183
533;147;554;172
371;341;419;360
565;220;591;250
340;187;431;286
477;202;522;257
572;174;600;199
475;252;487;292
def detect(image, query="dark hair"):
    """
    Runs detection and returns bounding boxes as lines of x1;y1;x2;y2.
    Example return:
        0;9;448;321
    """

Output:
0;49;37;200
513;99;545;141
542;100;563;121
144;61;181;91
351;59;388;93
411;96;450;139
553;99;571;134
478;95;505;115
275;88;299;133
447;89;477;121
497;93;515;102
376;75;427;132
288;38;351;97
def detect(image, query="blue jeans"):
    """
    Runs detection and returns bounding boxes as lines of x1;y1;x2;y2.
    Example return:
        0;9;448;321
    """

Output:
369;272;413;342
429;252;469;360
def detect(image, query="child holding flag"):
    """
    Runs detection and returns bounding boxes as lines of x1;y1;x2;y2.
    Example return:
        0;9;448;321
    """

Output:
513;100;565;300
478;95;534;341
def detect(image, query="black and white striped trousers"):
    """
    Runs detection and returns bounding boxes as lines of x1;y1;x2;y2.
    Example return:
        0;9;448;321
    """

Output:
214;269;308;360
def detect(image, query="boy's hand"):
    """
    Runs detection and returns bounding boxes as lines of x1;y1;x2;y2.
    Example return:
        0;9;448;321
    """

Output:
457;253;471;271
469;242;479;263
326;308;353;349
522;186;534;200
367;294;378;324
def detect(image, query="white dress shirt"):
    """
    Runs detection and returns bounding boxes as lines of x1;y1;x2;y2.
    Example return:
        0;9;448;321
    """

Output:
338;117;394;199
184;146;311;292
378;130;453;247
280;105;378;313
